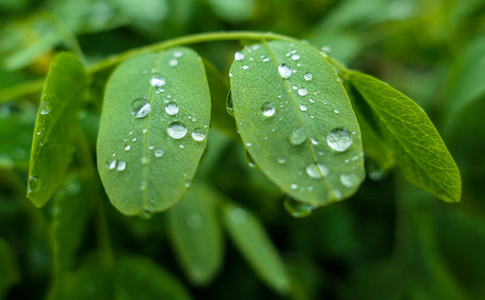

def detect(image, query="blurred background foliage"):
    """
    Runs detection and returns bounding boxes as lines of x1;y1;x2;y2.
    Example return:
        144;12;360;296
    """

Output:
1;0;485;299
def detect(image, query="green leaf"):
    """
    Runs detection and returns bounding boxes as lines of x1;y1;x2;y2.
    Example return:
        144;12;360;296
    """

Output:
229;40;364;206
115;255;193;300
167;184;224;285
222;202;290;294
97;47;211;216
349;71;461;202
27;52;87;207
0;238;20;296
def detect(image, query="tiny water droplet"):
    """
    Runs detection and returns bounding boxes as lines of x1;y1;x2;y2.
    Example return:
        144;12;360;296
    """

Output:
155;149;164;157
117;161;126;171
141;156;149;165
278;63;292;79
174;50;183;58
234;51;245;61
261;102;276;117
184;180;192;188
242;65;249;70
299;105;307;112
327;127;352;152
125;145;131;151
283;195;315;218
289;126;307;146
169;58;178;67
191;129;206;141
291;54;300;60
291;184;299;190
107;159;117;170
334;109;340;114
167;122;187;139
340;174;359;188
311;138;319;145
321;46;331;54
140;180;148;191
226;92;234;117
130;98;151;118
298;88;308;96
278;156;286;164
39;101;51;115
165;102;179;115
140;210;153;219
244;149;257;169
304;73;313;81
150;73;165;87
306;163;329;179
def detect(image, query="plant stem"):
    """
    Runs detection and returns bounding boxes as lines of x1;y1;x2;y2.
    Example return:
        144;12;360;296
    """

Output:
88;31;298;73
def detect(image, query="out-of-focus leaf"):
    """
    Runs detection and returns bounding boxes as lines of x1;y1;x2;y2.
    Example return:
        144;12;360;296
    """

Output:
349;71;461;202
207;0;255;22
0;238;21;296
222;202;290;294
229;40;364;206
0;114;34;169
168;184;224;285
97;48;211;216
27;52;88;207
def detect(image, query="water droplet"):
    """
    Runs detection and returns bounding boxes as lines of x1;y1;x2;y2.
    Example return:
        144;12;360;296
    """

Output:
130;98;151;118
28;176;40;193
191;129;206;141
278;64;292;79
226;93;234;117
132;137;137;142
143;128;147;134
150;73;165;87
298;88;308;96
299;105;307;112
262;57;270;62
304;73;313;81
167;122;187;139
242;65;249;70
165;102;179;115
283;195;315;218
291;184;299;190
174;51;183;58
291;54;300;61
235;51;245;61
334;109;340;114
169;58;178;67
184;180;192;188
289;126;307;146
244;149;257;169
306;163;329;179
107;159;117;170
327;127;352;152
310;138;319;145
117;161;126;171
125;145;131;151
140;210;153;219
261;102;276;117
155;149;164;157
278;156;286;164
39;101;51;115
340;174;359;188
140;180;148;191
321;46;331;54
230;207;247;225
141;156;149;165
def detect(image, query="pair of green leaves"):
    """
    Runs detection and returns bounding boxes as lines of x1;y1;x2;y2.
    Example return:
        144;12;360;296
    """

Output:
27;37;461;218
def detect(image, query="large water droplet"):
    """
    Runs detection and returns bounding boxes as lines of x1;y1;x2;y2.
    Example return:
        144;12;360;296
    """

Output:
167;122;187;139
150;73;165;87
299;105;307;112
327;127;352;152
291;54;300;61
165;102;179;115
107;159;117;170
304;73;313;81
306;163;329;179
192;129;206;141
155;149;164;157
289;126;307;146
340;174;359;188
283;195;315;218
278;64;292;79
39;101;51;115
261;102;276;117
298;88;308;96
130;98;151;119
117;161;126;171
234;51;245;61
28;176;40;193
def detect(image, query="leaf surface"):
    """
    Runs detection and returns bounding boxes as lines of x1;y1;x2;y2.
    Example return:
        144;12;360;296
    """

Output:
97;48;211;216
229;40;364;206
349;71;461;202
222;202;290;294
27;52;87;207
168;184;224;285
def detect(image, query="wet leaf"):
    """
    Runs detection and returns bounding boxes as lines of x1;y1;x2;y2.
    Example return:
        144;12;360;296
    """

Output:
229;41;364;206
97;47;211;216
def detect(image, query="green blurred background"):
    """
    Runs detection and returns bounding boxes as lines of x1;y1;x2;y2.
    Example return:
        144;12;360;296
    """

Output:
1;0;485;299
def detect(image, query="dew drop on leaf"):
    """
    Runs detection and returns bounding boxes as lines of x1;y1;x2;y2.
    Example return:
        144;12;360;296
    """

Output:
125;145;131;151
141;156;149;165
169;59;178;67
298;88;308;96
117;161;126;171
234;51;245;61
140;209;153;219
282;195;314;218
107;159;117;170
154;149;164;157
165;102;179;115
291;54;301;61
278;63;292;79
174;51;183;58
28;176;40;193
327;127;352;152
340;173;359;188
278;156;286;164
150;73;165;87
305;163;329;179
140;180;148;192
226;92;234;117
39;101;52;115
130;97;151;118
289;126;307;146
261;102;276;117
304;72;313;81
167;122;187;139
191;129;206;141
299;105;307;112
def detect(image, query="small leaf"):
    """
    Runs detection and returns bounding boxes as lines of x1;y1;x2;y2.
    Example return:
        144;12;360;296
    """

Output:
97;47;211;216
349;71;461;202
0;238;21;296
229;41;364;206
27;52;87;207
168;184;224;285
222;202;290;294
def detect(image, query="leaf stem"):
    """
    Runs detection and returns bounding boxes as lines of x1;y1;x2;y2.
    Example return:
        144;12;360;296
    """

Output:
88;31;298;73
